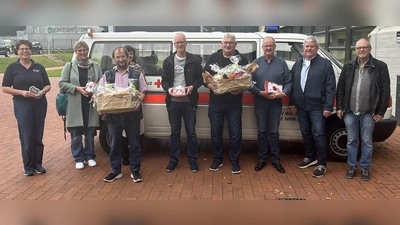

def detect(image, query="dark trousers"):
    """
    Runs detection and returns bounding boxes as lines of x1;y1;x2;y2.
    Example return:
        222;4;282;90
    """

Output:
13;97;47;172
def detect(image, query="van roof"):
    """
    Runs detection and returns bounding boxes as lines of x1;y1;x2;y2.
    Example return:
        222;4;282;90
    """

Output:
80;31;308;42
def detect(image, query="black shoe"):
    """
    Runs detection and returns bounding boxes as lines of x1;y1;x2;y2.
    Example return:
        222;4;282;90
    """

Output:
122;157;130;166
104;173;122;182
131;171;143;183
346;167;357;179
312;165;327;178
166;160;178;172
23;169;34;176
34;166;46;174
361;168;370;181
298;157;318;169
209;161;223;171
189;161;198;173
254;161;266;171
272;161;285;173
231;163;241;174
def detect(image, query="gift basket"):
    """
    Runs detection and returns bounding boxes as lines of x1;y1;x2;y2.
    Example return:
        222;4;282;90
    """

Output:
93;79;144;114
202;55;259;94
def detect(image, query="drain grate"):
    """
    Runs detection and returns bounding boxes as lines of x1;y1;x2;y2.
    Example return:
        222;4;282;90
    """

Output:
276;197;306;200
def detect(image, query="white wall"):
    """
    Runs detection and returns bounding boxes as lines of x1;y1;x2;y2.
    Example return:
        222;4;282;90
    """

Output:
369;26;400;116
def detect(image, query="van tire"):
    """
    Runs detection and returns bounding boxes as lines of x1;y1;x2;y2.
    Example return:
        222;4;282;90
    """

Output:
5;50;10;57
326;119;348;162
99;122;129;155
99;123;111;154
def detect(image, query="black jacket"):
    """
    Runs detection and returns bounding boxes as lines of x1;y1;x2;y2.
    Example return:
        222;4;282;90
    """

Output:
336;54;390;117
161;52;203;108
289;54;336;111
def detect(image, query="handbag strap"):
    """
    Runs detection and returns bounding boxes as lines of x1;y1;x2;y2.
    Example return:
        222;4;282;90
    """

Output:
61;62;72;140
62;116;66;140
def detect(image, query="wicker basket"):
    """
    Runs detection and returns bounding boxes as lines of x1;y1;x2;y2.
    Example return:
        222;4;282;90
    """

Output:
212;73;252;94
96;91;138;114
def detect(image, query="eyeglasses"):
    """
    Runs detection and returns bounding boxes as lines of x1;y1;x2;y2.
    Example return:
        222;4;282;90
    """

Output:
355;46;370;51
19;48;31;51
222;41;236;45
263;45;275;48
174;41;186;45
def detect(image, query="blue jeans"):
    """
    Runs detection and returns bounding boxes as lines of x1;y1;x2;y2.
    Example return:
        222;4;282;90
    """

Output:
344;112;375;168
13;97;47;172
69;98;96;162
208;101;242;163
254;98;282;163
167;101;197;163
106;113;141;174
296;109;327;166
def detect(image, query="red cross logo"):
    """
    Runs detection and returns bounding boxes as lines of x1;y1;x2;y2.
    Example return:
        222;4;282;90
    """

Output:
154;79;162;88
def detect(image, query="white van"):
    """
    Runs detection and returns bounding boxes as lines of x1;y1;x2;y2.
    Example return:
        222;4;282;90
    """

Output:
78;30;397;162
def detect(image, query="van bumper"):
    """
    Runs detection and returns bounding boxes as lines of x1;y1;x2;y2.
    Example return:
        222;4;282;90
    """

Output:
373;116;397;142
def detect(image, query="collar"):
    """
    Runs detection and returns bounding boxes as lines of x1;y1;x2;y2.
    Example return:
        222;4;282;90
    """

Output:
112;66;129;74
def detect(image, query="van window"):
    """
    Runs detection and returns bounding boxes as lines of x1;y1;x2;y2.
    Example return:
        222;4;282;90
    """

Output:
275;42;303;69
186;41;257;67
89;41;173;75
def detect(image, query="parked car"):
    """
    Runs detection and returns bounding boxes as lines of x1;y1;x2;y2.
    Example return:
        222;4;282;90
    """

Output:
13;40;42;55
0;40;11;57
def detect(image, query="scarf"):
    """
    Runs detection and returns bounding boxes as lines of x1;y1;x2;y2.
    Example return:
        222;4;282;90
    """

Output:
76;58;95;82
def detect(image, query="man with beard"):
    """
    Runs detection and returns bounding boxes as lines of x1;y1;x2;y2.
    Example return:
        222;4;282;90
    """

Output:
99;46;148;183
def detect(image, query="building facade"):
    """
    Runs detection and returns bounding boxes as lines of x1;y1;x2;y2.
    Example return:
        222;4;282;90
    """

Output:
280;26;376;63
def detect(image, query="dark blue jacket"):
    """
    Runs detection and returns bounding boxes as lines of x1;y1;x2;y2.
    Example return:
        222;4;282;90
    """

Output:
289;54;336;111
336;54;390;117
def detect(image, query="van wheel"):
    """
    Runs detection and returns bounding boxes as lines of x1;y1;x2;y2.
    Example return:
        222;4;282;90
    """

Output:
99;123;111;154
38;49;42;54
5;50;10;57
326;119;348;162
99;122;129;155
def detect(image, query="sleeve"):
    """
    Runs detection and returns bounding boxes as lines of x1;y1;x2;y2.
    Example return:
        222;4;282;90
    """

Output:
2;64;14;87
40;64;50;87
376;62;391;116
288;61;298;106
335;64;347;111
161;59;171;91
59;62;79;94
281;60;292;95
323;60;336;112
138;72;148;93
191;56;204;90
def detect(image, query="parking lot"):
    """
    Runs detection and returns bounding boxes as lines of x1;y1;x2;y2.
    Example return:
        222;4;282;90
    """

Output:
1;75;400;201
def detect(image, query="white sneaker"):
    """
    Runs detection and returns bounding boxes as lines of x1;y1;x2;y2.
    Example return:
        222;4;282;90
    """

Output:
87;159;97;167
75;162;84;170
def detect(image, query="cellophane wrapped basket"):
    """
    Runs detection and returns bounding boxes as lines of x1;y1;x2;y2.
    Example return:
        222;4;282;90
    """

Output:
93;80;143;114
202;55;258;94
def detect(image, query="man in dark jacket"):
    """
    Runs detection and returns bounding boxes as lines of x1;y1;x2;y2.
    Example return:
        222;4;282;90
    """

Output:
204;33;249;174
161;33;203;172
336;38;390;181
289;36;336;178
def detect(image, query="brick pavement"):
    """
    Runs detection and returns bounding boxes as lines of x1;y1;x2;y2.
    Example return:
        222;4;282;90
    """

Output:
1;75;400;200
